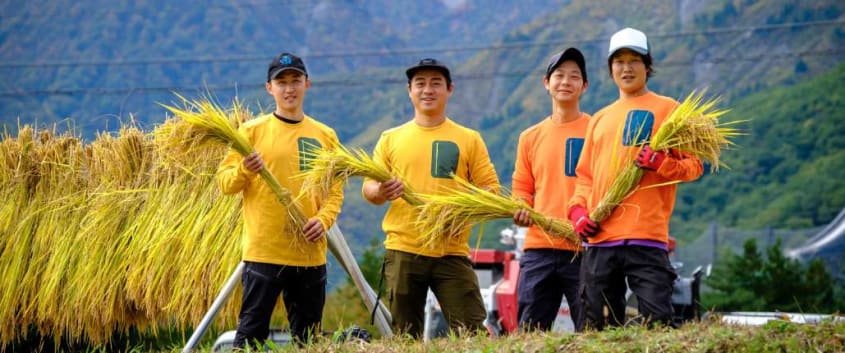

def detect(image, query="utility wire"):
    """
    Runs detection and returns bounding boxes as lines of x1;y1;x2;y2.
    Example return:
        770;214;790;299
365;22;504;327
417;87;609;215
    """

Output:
1;19;842;69
1;48;840;98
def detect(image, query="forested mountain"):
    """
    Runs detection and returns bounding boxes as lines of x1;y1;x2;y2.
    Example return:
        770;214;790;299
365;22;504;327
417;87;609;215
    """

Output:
2;0;844;256
0;0;569;134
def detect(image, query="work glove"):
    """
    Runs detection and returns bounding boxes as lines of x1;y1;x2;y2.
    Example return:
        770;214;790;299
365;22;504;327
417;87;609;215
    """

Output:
569;205;599;240
635;145;667;171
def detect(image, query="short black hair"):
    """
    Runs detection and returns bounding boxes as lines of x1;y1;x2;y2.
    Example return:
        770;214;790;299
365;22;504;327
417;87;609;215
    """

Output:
607;50;655;81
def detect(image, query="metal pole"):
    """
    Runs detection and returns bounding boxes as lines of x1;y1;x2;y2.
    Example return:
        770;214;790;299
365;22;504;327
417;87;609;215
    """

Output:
326;225;394;337
182;261;245;353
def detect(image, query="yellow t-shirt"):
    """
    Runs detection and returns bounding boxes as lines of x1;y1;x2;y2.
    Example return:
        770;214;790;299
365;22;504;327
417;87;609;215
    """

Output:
217;113;344;266
366;118;500;257
569;92;703;244
512;114;590;251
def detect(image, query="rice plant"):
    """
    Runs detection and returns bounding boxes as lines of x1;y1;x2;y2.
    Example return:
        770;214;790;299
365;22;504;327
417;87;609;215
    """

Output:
161;95;307;238
591;90;741;222
297;141;423;206
0;119;250;347
415;175;578;250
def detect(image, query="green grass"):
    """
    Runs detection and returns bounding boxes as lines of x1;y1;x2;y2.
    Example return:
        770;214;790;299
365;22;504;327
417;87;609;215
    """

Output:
149;318;844;353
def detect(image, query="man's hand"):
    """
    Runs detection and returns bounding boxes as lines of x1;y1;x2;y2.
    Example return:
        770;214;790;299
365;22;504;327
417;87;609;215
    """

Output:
513;208;532;227
635;145;667;171
569;205;599;240
303;219;326;242
378;178;404;201
242;152;265;173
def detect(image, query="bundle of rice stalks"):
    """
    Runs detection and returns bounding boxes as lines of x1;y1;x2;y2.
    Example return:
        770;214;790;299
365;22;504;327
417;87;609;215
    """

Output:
590;90;741;222
161;95;307;236
415;175;577;250
149;118;226;183
0;121;247;347
298;141;423;205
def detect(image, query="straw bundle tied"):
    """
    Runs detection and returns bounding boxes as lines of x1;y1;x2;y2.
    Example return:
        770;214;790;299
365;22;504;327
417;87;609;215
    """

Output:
591;90;742;222
161;94;308;237
415;175;578;250
298;141;423;205
0;120;246;346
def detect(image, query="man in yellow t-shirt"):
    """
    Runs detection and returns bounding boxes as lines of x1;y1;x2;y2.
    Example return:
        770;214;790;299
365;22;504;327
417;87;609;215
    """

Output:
362;58;500;338
568;28;703;330
511;47;590;332
217;52;344;348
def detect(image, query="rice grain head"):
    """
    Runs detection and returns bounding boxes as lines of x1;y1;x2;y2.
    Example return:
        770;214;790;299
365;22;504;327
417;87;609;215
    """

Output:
415;175;578;250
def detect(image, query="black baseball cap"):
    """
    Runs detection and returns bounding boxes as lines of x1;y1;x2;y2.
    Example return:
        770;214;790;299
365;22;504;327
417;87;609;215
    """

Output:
545;47;587;82
267;52;307;82
405;58;452;85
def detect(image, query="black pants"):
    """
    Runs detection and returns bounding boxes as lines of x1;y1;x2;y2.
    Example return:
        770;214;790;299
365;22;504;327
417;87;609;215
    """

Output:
581;245;676;331
233;261;326;349
517;249;583;332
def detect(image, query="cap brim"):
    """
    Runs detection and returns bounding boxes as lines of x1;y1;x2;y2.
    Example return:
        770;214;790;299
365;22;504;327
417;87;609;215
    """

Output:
268;67;307;81
405;65;451;81
546;48;585;78
608;45;648;58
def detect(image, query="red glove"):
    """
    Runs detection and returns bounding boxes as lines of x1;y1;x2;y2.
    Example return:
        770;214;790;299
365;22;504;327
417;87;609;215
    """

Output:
635;145;667;171
569;205;599;240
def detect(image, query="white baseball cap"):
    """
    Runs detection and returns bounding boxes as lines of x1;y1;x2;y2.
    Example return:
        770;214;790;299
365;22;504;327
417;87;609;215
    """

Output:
607;27;649;58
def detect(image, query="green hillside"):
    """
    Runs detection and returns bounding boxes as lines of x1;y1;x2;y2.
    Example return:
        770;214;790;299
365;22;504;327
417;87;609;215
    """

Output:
2;0;844;256
336;0;845;251
675;62;845;232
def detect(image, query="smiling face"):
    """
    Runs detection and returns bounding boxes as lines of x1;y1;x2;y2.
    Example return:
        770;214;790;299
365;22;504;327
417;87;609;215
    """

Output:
407;68;453;116
265;71;310;114
610;49;649;97
544;60;587;104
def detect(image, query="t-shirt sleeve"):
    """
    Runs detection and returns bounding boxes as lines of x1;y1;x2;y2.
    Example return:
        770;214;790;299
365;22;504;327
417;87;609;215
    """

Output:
468;132;500;194
511;132;535;206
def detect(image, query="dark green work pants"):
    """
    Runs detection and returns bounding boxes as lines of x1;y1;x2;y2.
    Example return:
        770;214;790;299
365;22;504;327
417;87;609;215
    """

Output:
383;249;485;338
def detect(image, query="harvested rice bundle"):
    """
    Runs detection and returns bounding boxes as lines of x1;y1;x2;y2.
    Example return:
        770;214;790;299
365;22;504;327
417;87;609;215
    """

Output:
161;95;307;236
415;175;578;250
591;90;740;222
298;141;423;206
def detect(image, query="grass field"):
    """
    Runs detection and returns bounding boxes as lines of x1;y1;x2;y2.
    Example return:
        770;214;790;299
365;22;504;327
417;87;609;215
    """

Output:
154;318;845;353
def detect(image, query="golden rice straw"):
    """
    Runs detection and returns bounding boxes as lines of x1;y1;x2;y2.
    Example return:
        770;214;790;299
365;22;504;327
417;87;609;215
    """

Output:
0;122;250;346
415;175;578;250
591;90;741;222
298;141;423;205
161;95;307;237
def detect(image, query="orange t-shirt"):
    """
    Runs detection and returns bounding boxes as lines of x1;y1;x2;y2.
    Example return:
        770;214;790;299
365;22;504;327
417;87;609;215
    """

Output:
569;92;703;244
513;114;590;251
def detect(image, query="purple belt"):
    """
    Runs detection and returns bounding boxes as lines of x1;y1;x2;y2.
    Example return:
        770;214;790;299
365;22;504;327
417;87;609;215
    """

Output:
584;239;668;252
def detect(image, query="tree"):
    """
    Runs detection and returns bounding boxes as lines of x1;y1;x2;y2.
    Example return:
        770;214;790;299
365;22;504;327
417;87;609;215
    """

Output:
703;238;844;313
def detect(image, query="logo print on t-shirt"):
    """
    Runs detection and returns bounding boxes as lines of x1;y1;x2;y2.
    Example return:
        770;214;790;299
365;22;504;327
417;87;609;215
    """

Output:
430;141;460;178
298;137;322;171
622;110;655;146
565;138;584;177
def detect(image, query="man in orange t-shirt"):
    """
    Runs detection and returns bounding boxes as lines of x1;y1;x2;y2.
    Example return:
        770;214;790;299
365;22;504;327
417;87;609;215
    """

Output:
567;28;703;330
511;47;590;332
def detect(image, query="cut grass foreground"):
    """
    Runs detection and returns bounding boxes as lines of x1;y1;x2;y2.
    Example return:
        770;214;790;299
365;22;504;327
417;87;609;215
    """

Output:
153;319;844;353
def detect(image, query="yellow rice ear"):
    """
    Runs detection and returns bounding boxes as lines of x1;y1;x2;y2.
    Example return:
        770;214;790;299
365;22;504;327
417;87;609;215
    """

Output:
296;140;424;206
415;175;578;250
161;95;308;238
592;89;743;222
